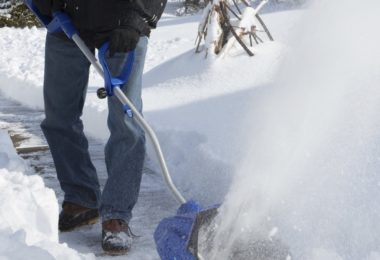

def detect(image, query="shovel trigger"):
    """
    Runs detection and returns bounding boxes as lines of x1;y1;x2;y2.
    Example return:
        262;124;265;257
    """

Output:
123;105;133;118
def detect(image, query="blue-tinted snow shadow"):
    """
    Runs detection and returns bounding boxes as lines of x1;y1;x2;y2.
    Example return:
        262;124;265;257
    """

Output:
144;83;273;205
143;49;210;89
158;13;202;27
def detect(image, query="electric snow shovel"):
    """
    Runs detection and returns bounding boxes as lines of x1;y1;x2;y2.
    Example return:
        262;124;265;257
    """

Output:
25;1;219;259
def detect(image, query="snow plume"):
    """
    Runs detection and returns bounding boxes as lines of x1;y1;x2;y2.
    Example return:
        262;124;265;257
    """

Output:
202;0;380;259
0;130;94;260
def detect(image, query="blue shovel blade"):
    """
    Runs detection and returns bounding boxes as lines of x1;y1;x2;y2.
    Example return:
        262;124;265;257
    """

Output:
154;201;219;260
154;201;292;260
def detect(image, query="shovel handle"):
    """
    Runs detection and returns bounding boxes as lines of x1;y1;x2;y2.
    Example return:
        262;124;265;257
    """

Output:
24;3;187;205
98;43;135;97
23;0;57;31
51;11;77;38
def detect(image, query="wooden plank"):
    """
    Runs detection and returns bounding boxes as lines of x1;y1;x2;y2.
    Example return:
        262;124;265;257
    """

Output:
16;145;49;154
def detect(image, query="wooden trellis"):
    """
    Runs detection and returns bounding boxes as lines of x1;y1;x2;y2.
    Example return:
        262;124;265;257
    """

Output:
195;0;274;58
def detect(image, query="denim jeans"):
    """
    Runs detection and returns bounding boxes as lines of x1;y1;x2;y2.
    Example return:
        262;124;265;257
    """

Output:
41;32;148;222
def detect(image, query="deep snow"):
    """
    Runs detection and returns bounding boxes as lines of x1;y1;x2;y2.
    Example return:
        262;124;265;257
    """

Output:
1;1;379;260
0;130;95;259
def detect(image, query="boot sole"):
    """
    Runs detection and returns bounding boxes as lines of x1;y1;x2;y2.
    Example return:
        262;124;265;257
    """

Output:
102;248;129;256
59;216;100;232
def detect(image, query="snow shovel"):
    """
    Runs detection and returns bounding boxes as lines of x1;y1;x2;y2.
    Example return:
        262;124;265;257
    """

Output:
24;1;220;259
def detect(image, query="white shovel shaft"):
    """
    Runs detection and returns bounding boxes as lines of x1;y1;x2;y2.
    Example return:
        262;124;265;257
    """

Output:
71;34;186;204
114;87;186;204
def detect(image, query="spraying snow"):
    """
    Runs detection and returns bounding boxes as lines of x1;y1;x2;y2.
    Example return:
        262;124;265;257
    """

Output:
2;1;378;258
204;0;380;259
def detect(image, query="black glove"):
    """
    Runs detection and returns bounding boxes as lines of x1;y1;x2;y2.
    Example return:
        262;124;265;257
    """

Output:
109;27;140;57
33;0;63;16
95;27;140;57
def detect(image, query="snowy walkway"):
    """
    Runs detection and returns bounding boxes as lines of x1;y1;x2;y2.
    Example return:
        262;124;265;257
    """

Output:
0;93;178;260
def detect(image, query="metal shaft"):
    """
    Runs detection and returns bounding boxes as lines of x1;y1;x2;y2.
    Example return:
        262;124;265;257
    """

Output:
114;87;186;204
72;34;104;76
71;34;186;204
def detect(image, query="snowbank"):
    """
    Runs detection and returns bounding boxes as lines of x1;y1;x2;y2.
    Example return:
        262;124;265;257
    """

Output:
0;130;94;260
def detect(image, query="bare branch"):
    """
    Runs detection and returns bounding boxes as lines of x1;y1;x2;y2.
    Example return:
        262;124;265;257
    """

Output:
220;1;254;56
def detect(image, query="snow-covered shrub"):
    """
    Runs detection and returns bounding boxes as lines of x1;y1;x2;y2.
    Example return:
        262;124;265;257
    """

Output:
0;3;41;28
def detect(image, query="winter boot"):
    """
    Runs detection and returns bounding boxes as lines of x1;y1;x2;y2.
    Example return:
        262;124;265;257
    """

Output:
102;219;135;255
59;202;99;232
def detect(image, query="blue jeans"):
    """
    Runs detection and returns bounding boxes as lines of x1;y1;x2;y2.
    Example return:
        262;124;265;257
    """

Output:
41;32;148;222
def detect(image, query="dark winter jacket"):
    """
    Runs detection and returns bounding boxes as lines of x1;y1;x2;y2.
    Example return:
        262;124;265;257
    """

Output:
33;0;167;45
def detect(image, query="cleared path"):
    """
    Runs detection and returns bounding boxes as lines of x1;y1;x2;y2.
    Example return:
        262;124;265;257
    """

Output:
0;93;177;260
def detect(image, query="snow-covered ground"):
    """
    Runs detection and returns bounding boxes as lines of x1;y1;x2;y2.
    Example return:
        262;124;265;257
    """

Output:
0;7;295;258
0;130;95;259
1;0;379;259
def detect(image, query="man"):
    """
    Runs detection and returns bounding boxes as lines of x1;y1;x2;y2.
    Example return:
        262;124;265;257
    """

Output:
33;0;166;254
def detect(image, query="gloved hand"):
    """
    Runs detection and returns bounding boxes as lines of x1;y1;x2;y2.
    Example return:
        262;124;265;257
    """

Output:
108;27;140;57
33;0;63;16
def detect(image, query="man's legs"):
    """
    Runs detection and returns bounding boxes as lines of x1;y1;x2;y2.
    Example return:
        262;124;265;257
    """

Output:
100;36;148;223
41;33;101;210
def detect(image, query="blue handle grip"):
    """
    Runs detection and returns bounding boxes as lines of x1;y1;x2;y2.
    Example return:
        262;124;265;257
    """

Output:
98;42;135;97
23;0;77;37
52;11;78;38
24;0;60;32
24;0;135;115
